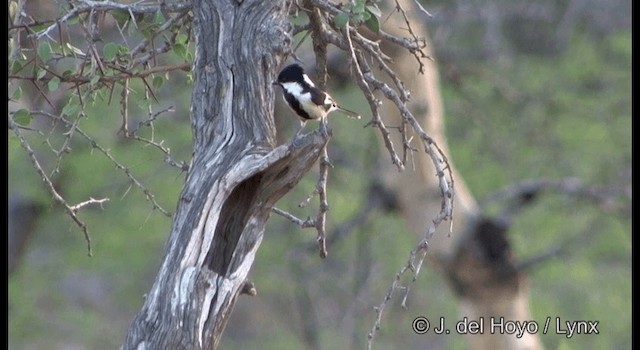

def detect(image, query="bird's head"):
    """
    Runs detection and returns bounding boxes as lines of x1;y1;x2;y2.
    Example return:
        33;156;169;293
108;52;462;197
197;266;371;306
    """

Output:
277;64;305;85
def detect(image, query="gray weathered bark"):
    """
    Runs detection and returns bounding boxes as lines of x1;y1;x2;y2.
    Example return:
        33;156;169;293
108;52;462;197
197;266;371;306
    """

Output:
122;0;329;348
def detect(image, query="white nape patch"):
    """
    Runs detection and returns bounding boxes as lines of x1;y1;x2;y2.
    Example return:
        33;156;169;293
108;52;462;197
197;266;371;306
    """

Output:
281;82;304;96
302;74;316;87
281;82;313;105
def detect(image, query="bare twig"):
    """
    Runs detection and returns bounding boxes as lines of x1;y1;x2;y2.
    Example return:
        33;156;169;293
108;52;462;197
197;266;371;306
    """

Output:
9;0;192;258
32;111;173;217
70;197;111;213
9;63;192;87
285;140;332;259
289;0;455;346
410;0;434;18
120;80;130;136
126;106;190;172
367;209;451;350
33;0;191;39
272;207;316;228
49;111;84;176
391;0;429;72
314;148;330;258
9;117;100;256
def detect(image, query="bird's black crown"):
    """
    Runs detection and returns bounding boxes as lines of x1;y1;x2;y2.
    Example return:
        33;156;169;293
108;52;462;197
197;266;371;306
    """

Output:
277;64;305;84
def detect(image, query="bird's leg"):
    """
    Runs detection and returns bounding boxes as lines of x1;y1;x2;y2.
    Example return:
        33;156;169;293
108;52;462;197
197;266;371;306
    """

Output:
319;116;330;137
294;120;306;139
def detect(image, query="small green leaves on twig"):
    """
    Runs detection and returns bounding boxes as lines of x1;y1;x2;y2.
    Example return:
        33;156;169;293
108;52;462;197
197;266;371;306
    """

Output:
333;0;382;33
12;109;33;127
8;0;194;255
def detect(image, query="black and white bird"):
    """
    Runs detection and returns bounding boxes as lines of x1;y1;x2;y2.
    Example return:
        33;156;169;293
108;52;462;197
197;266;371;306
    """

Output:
275;64;360;135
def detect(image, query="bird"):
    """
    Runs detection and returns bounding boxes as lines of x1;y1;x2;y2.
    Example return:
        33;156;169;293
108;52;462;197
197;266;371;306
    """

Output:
275;64;360;136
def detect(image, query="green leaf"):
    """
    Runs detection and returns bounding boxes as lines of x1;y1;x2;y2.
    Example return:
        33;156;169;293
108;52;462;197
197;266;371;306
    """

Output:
127;20;138;36
173;43;187;59
353;2;366;14
48;76;61;91
154;10;166;25
84;93;95;105
103;42;119;61
90;75;101;87
137;98;152;110
366;4;382;18
352;13;365;23
141;26;155;40
67;15;79;25
65;42;85;56
176;33;188;44
13;109;32;126
49;41;62;53
29;22;51;33
334;13;350;28
36;69;47;80
10;60;23;75
364;14;380;33
11;86;22;100
152;75;164;89
62;101;79;116
37;42;53;62
111;9;130;27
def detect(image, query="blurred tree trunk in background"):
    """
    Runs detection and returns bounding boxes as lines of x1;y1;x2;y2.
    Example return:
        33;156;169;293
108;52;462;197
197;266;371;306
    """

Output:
374;0;542;348
8;194;44;276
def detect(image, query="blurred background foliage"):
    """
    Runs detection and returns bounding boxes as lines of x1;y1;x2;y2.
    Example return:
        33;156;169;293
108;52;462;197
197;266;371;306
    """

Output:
8;0;630;349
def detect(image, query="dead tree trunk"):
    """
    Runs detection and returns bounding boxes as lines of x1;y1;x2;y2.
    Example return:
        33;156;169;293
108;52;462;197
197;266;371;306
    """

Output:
122;0;327;348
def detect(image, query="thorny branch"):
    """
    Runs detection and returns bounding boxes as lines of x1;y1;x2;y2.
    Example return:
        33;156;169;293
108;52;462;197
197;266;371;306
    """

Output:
70;197;110;213
9;63;192;89
274;128;332;258
274;2;334;258
32;0;191;40
314;150;331;258
279;0;454;347
9;0;191;253
308;4;331;259
31;111;174;218
9;118;108;256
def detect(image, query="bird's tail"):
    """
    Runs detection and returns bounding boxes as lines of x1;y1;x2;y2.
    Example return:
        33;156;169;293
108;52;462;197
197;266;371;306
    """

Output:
336;106;361;120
